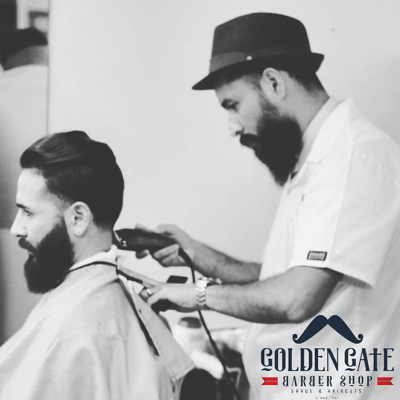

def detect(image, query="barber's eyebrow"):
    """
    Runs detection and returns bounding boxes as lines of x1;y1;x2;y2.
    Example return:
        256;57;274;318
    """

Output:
16;203;30;211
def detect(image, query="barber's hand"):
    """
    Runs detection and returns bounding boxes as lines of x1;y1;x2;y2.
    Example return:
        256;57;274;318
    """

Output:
144;283;198;313
135;223;197;267
118;265;197;312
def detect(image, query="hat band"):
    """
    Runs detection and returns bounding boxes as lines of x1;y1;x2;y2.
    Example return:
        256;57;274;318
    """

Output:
209;47;286;73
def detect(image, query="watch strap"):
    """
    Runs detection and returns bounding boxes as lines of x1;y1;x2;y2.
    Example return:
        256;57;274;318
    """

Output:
196;277;218;310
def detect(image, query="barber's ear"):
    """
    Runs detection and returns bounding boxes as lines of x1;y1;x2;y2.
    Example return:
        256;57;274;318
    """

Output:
259;68;286;100
64;202;92;237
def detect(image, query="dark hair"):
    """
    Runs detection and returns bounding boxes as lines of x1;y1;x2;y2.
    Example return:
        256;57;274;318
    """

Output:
0;28;48;66
20;131;124;228
223;63;324;93
283;69;324;92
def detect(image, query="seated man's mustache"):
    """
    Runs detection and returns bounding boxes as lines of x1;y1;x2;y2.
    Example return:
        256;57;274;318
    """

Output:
293;315;364;344
18;238;35;253
239;133;259;148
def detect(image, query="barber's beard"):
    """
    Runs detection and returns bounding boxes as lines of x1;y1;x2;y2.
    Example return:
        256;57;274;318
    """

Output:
239;97;303;186
19;218;74;294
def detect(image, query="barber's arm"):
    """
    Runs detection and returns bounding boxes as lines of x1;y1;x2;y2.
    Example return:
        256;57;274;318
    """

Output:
142;266;342;324
136;224;261;284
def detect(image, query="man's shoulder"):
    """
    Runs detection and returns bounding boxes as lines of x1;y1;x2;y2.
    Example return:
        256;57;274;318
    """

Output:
46;270;137;339
325;99;400;181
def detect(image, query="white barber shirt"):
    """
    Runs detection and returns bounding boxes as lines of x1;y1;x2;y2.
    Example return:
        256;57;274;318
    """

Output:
0;246;193;400
242;98;400;400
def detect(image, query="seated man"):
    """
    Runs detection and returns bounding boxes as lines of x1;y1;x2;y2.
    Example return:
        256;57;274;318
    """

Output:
0;131;193;399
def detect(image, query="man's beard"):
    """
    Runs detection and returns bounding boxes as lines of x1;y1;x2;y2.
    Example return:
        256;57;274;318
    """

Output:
19;218;74;294
239;96;303;186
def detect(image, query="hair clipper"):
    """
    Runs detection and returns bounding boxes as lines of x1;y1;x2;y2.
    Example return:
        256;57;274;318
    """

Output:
113;228;177;253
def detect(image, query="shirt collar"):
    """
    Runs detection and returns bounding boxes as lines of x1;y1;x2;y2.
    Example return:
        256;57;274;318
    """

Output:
296;97;339;172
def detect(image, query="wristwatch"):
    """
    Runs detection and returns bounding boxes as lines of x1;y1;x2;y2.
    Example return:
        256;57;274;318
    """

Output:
196;277;220;310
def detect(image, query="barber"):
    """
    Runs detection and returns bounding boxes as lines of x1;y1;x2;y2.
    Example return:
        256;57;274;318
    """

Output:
137;13;400;400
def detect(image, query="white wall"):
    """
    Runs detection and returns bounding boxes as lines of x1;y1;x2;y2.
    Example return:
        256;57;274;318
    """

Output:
48;0;400;327
17;0;49;28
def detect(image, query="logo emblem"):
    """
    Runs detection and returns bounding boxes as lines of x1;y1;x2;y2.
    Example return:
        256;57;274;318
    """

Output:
292;315;363;344
307;251;327;261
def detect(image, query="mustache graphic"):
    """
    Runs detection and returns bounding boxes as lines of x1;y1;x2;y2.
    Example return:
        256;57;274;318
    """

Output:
293;315;363;344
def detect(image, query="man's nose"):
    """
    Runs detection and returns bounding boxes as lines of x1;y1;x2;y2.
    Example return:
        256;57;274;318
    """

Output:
227;115;244;138
10;211;26;237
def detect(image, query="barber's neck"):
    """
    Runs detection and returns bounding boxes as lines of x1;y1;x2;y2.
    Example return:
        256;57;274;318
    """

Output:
293;89;329;134
72;228;114;264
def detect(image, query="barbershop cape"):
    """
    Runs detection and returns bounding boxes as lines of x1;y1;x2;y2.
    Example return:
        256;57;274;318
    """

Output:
0;246;193;400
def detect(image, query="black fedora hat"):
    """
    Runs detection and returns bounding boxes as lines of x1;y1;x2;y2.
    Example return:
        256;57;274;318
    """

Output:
192;13;324;90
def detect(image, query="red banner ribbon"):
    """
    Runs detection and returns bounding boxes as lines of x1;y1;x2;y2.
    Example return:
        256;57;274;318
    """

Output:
377;377;393;386
262;377;278;386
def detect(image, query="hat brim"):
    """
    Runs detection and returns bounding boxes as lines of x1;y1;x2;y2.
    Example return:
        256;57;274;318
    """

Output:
192;52;324;90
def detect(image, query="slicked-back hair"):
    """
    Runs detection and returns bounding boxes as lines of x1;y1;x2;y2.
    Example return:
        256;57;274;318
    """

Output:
20;131;124;228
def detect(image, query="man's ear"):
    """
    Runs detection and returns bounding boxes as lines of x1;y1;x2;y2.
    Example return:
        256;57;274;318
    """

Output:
259;68;286;101
64;201;92;237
